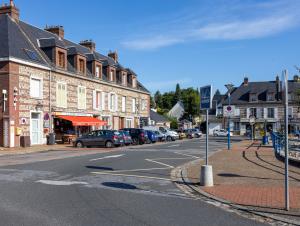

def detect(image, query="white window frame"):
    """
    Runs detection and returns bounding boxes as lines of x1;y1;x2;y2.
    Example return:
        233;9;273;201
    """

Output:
126;117;133;128
56;82;67;108
95;66;100;78
77;86;86;110
108;92;116;112
30;76;43;99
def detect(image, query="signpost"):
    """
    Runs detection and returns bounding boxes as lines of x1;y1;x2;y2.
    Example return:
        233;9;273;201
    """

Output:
200;85;213;187
249;115;256;142
281;70;289;211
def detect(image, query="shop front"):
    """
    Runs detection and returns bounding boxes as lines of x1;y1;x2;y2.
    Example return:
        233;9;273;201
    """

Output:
53;114;107;143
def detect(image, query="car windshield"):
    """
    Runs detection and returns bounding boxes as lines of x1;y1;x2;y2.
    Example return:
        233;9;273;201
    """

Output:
114;131;120;135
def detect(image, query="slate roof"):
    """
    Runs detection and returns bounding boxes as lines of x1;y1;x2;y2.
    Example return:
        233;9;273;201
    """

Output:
150;110;169;123
225;80;300;105
0;14;149;93
168;101;185;120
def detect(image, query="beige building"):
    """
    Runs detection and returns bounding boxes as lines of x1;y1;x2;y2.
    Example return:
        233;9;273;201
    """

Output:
0;1;150;147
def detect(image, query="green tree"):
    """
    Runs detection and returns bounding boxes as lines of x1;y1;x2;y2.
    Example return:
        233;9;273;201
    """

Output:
150;96;156;109
154;91;162;108
174;83;181;103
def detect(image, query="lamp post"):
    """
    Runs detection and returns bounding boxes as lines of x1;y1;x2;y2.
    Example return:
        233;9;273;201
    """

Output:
225;83;234;150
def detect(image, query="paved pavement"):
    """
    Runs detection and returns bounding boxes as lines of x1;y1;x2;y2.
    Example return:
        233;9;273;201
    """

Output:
0;137;267;226
178;140;300;225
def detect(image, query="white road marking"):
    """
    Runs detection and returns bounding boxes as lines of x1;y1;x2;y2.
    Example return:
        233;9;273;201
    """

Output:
145;158;174;168
89;154;124;161
37;180;88;186
91;171;172;181
109;167;170;173
167;144;180;148
174;152;200;159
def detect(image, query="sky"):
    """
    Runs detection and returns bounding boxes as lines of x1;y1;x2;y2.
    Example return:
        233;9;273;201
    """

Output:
13;0;300;94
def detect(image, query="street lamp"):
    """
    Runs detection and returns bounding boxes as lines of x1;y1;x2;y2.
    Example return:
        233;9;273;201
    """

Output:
225;83;234;150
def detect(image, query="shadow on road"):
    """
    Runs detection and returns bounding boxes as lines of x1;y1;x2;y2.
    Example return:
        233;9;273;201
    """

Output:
102;182;137;190
86;166;114;171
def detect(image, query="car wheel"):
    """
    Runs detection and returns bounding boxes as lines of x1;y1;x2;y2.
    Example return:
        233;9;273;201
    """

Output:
166;136;172;142
105;141;114;148
132;138;138;145
76;141;84;148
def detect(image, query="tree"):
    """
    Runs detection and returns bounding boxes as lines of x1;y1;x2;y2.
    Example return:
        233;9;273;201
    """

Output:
150;96;156;109
154;91;162;107
174;83;181;103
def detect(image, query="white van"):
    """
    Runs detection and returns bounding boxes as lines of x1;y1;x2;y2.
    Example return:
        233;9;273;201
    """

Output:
159;127;179;141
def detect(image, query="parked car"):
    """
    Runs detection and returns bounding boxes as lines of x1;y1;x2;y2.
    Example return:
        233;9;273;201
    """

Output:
159;127;179;141
74;130;124;148
183;129;194;139
122;128;146;145
153;130;166;142
191;129;202;138
119;130;132;146
145;130;158;143
213;129;233;137
176;130;186;139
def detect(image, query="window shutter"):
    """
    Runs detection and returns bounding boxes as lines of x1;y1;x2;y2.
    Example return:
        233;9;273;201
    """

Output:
108;93;111;111
274;108;278;118
93;90;96;110
115;95;118;112
257;108;261;119
246;108;250;118
101;92;106;110
263;108;267;118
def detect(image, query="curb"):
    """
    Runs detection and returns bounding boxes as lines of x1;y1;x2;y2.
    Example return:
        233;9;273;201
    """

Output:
171;158;300;226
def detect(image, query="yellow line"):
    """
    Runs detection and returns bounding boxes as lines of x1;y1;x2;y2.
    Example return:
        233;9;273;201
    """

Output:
91;171;172;181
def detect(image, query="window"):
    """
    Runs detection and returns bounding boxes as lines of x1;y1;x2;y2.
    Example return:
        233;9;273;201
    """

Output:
101;92;107;110
110;70;114;81
249;93;257;102
122;74;127;86
132;77;137;88
267;108;275;118
79;59;85;73
93;90;101;110
122;96;126;112
132;98;136;113
288;93;292;101
249;108;257;118
288;107;293;118
126;118;133;128
141;99;147;111
267;93;274;101
102;116;111;129
56;82;67;108
95;65;101;78
58;51;65;68
109;93;116;111
78;86;86;109
30;77;42;99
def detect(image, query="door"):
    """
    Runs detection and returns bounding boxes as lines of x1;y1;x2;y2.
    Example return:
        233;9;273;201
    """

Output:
31;113;41;145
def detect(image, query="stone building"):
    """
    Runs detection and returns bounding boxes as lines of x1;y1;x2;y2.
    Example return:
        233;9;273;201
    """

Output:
0;1;150;147
222;76;300;135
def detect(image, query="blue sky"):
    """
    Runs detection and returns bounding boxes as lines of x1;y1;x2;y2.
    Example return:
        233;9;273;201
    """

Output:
15;0;300;94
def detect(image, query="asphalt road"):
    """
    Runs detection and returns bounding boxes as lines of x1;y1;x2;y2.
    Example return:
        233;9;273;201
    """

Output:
0;137;266;226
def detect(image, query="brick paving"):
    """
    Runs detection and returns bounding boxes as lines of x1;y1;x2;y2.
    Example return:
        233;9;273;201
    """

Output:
186;140;300;210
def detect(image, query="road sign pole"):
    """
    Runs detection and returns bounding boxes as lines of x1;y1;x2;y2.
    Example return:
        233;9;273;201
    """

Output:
227;94;231;150
206;109;208;165
283;70;289;211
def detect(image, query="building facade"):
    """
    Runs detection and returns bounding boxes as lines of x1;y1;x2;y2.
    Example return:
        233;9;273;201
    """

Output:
221;77;300;136
0;1;150;147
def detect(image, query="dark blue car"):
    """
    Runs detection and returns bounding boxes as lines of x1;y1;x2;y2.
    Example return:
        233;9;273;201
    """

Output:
145;130;158;143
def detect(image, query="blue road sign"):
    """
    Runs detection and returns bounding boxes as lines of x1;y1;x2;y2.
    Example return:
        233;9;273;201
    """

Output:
200;85;212;110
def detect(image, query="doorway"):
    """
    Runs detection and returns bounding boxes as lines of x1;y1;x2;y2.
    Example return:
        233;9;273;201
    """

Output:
31;112;41;145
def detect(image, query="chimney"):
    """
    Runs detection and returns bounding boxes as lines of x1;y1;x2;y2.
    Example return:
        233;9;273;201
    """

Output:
294;75;299;82
79;40;95;52
0;0;20;22
243;77;249;86
45;25;64;39
108;51;118;62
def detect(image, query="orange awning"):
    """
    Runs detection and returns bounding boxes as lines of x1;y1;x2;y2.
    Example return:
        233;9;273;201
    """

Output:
57;115;107;126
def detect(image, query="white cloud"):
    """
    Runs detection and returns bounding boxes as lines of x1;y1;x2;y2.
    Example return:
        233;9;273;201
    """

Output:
121;1;300;50
122;36;184;50
195;15;298;40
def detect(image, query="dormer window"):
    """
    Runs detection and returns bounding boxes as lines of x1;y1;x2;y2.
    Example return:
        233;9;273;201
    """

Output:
95;65;101;78
122;73;127;86
109;69;115;82
132;76;137;88
267;92;274;101
79;59;85;73
58;51;65;68
249;93;257;102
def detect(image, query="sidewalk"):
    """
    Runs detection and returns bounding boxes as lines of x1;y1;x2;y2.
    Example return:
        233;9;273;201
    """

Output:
176;140;300;224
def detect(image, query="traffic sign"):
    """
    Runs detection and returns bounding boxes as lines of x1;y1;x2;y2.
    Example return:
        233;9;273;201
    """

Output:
200;85;212;110
249;116;256;125
223;105;235;117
